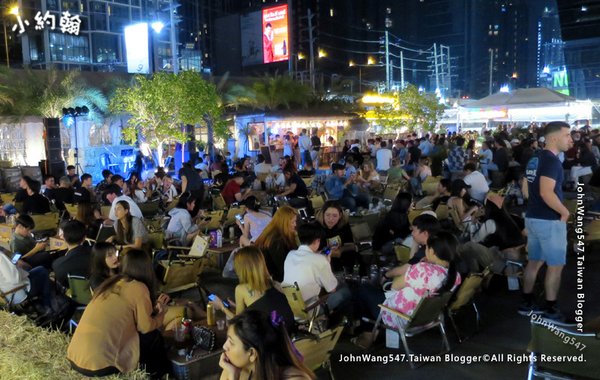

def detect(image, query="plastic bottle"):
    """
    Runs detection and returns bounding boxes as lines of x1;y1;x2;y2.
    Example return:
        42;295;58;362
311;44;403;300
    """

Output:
216;229;223;248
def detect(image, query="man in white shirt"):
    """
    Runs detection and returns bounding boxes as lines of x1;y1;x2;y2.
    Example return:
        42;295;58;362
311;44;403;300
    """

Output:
376;141;393;173
462;162;490;204
254;154;272;174
283;224;351;314
298;128;312;168
103;184;143;221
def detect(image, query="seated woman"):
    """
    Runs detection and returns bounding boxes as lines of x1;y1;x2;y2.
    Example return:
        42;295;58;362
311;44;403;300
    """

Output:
355;162;380;191
447;179;479;222
107;200;149;253
409;158;432;197
353;231;461;347
254;206;298;282
220;310;315;380
165;194;200;246
314;201;362;274
471;193;525;250
210;246;295;334
67;249;171;377
132;180;152;203
238;196;272;247
75;202;103;240
89;242;120;291
372;192;412;257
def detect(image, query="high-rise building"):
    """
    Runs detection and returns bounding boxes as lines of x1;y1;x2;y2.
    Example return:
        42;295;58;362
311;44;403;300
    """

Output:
2;0;203;72
557;0;600;98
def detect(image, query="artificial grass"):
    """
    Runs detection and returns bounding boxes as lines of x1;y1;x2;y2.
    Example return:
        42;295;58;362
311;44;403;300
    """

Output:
0;311;149;379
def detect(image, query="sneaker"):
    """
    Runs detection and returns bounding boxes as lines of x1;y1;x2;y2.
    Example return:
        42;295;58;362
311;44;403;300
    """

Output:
518;303;544;317
542;306;565;322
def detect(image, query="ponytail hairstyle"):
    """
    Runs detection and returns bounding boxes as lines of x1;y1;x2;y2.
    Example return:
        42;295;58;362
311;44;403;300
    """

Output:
229;310;315;380
426;231;458;293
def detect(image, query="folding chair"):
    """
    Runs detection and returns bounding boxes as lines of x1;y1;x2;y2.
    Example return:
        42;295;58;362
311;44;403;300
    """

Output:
421;176;441;196
282;282;329;334
434;203;449;221
147;231;165;258
202;210;225;231
447;269;487;343
528;318;600;379
374;291;453;369
100;205;111;218
0;192;16;205
30;212;60;236
393;244;411;265
212;193;227;211
309;194;325;213
64;203;78;218
349;222;374;256
160;235;210;294
294;326;344;380
383;183;402;202
137;201;160;219
67;274;92;333
0;283;28;312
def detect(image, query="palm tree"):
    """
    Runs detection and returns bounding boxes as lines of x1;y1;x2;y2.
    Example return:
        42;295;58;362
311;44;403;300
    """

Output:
224;73;313;111
0;68;108;122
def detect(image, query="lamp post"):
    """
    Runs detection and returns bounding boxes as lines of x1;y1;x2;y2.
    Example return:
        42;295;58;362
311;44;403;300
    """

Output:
2;5;19;68
62;106;89;175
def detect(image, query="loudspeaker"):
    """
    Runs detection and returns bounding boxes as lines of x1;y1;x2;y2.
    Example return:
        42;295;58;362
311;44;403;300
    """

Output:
43;118;66;177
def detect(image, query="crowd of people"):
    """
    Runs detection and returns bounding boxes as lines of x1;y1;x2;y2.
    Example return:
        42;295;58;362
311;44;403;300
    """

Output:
0;120;598;379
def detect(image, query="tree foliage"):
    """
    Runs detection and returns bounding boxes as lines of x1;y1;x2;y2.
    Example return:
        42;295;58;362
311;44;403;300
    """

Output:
0;67;108;123
224;73;313;111
109;72;225;163
367;85;445;133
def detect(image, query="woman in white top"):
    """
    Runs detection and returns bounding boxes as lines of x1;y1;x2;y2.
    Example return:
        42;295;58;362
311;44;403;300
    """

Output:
166;194;200;245
237;196;272;247
133;180;151;203
356;162;380;191
160;175;178;203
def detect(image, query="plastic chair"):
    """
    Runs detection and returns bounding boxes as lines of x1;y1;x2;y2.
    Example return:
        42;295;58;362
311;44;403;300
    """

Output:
374;291;453;369
528;317;600;379
294;326;344;380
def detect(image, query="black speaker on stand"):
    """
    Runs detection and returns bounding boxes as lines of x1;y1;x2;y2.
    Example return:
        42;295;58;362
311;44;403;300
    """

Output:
43;117;66;178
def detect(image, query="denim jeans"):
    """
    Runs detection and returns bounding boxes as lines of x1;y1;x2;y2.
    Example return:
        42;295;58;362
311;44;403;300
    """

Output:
27;266;52;308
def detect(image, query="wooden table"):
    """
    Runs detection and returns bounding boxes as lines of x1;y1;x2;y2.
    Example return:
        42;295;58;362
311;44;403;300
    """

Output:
207;242;238;269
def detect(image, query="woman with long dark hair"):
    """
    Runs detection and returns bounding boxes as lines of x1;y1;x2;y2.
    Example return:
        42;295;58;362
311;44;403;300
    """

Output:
68;249;171;377
219;310;315;380
89;242;120;291
107;200;148;252
165;193;200;245
372;192;413;256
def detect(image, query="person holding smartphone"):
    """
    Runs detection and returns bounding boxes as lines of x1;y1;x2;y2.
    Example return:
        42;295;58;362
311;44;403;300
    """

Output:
237;197;272;247
68;249;171;377
9;215;52;270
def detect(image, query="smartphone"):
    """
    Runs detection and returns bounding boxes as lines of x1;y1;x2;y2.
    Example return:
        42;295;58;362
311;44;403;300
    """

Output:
322;247;331;256
235;214;244;225
11;253;22;264
208;294;229;308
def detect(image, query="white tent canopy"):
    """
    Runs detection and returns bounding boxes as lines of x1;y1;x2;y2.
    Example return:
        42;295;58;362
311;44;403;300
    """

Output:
457;87;593;124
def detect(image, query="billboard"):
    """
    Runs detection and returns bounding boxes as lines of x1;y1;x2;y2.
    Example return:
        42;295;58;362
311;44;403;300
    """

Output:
262;4;289;63
124;23;151;74
241;11;263;66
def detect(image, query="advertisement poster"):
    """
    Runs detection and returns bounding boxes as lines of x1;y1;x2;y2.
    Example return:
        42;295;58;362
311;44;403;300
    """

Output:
241;11;263;67
262;4;289;63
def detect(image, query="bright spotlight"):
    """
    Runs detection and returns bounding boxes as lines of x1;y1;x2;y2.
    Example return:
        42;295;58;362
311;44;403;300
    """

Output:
151;21;165;33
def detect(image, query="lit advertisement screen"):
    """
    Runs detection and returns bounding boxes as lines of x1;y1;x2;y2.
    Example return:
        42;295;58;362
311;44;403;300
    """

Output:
124;23;151;74
262;4;289;63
